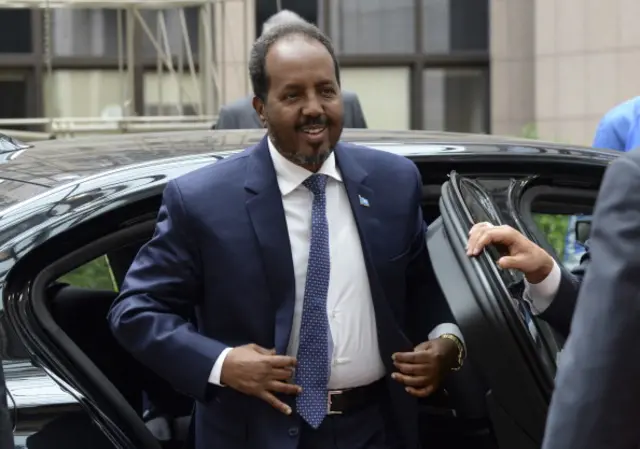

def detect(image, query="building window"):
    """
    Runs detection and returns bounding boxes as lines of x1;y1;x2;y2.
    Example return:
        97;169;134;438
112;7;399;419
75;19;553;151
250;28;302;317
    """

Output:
0;72;29;129
340;67;410;130
329;0;415;54
255;0;319;37
140;7;200;60
52;9;128;58
143;73;201;116
44;70;127;117
422;68;488;133
0;9;32;53
422;0;488;53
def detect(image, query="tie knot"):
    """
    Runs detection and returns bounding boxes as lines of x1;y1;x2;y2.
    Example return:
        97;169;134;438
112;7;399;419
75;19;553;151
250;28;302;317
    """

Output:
303;174;328;195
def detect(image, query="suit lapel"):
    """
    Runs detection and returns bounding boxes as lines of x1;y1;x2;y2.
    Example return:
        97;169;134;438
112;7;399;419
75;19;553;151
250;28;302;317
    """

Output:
334;145;412;365
334;144;376;258
245;136;295;355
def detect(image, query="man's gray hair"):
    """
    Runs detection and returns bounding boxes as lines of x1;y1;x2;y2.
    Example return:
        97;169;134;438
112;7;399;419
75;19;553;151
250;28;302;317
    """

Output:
262;9;308;36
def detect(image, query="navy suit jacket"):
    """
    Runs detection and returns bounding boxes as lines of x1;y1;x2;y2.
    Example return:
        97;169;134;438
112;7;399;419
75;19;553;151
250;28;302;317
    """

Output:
108;136;455;449
537;247;590;339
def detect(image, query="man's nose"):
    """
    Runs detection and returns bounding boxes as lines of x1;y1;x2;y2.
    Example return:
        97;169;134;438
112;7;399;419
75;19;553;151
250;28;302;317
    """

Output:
302;94;323;116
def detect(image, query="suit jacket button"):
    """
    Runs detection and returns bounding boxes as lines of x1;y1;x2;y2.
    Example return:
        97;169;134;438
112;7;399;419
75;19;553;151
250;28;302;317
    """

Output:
288;427;299;437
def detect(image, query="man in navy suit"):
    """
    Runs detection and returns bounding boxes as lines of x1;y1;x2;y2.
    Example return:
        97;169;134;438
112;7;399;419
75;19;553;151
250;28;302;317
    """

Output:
108;21;464;449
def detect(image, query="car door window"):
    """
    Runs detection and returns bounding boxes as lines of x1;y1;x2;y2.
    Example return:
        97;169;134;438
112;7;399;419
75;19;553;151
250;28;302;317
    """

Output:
57;255;118;291
454;176;556;374
533;213;591;271
458;178;523;288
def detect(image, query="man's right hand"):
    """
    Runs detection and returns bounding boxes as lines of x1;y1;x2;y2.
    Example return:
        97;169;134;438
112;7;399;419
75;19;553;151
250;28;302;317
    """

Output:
220;344;300;415
466;222;555;284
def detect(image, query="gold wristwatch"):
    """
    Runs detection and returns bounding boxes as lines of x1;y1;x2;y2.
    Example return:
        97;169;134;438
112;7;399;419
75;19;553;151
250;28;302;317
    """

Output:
439;333;465;371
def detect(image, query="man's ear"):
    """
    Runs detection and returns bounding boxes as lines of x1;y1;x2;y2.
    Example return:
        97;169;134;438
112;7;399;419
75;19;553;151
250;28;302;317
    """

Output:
252;95;267;127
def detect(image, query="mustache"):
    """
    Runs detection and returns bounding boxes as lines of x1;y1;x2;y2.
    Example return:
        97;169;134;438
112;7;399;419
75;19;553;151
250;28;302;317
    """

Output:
296;116;328;129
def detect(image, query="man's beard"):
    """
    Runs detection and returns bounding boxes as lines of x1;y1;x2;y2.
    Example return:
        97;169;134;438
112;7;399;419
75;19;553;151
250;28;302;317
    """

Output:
281;146;333;167
268;129;334;168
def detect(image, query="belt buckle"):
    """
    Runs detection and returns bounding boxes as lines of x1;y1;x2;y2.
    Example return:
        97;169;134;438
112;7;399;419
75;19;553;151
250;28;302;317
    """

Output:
327;390;343;415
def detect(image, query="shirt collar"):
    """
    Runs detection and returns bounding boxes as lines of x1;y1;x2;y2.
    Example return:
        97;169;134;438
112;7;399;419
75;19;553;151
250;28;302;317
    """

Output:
267;137;342;196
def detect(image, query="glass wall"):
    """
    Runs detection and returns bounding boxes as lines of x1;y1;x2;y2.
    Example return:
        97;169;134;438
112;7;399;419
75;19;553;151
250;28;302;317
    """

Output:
423;68;489;133
44;70;125;117
0;9;32;54
341;67;411;130
329;0;415;54
0;1;490;131
326;0;490;132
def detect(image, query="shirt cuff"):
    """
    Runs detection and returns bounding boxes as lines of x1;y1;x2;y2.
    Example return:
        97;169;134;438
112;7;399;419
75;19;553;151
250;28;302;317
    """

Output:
429;323;466;355
208;347;233;386
523;260;561;315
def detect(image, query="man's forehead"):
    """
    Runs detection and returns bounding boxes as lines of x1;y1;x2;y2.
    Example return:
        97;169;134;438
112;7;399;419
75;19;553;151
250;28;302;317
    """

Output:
267;35;331;62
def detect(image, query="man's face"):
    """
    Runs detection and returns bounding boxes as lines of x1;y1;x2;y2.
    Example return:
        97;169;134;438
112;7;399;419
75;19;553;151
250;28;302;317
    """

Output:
253;36;343;172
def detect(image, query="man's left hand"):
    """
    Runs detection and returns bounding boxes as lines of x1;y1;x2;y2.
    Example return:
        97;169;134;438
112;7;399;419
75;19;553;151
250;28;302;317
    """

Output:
391;338;459;398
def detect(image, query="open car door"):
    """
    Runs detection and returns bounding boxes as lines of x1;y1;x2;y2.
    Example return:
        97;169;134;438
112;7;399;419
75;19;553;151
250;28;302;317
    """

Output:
426;171;559;449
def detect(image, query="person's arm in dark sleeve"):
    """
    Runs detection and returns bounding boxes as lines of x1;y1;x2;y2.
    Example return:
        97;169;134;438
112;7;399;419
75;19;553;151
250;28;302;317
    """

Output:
351;96;368;129
525;246;591;339
107;181;228;403
542;153;640;449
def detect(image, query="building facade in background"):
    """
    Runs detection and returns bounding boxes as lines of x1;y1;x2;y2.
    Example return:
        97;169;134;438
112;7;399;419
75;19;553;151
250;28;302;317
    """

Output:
1;0;629;146
491;0;640;146
0;0;493;135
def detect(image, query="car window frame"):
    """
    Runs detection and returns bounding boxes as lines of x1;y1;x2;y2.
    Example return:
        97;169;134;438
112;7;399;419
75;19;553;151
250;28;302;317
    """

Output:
446;172;560;382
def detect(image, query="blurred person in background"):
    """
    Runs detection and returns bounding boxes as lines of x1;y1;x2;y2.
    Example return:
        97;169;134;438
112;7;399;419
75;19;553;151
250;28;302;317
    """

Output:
214;9;367;130
559;96;640;275
593;96;640;151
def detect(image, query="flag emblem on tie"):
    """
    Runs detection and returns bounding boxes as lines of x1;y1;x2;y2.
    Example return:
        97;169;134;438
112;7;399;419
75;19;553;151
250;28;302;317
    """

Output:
359;195;370;207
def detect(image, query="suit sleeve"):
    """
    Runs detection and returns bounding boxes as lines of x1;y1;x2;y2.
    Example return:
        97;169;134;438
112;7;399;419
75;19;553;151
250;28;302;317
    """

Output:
537;268;580;339
405;165;461;347
351;96;368;129
542;154;640;449
107;181;228;402
214;105;238;130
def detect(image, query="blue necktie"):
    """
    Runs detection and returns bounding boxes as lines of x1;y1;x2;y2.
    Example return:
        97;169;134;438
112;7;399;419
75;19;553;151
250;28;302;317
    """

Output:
295;174;331;429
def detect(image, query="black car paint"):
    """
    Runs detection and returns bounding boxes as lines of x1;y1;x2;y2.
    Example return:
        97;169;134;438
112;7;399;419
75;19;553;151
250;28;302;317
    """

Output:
0;129;619;448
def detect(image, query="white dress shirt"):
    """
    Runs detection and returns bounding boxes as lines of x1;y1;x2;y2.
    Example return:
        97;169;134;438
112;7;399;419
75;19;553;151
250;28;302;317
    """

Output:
523;260;562;314
209;139;465;389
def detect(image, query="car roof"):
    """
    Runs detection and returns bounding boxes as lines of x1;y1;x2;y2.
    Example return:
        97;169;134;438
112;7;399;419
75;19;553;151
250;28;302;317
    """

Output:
0;129;618;212
0;129;618;186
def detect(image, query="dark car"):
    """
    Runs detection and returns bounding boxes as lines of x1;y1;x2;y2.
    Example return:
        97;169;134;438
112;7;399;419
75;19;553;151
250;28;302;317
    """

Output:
0;129;614;449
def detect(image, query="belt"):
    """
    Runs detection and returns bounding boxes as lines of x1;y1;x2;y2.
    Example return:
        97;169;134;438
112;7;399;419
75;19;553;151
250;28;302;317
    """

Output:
326;379;385;415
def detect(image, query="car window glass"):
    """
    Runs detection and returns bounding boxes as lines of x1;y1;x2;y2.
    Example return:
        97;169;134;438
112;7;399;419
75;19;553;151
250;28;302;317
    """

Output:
533;213;591;272
458;178;522;287
57;256;118;291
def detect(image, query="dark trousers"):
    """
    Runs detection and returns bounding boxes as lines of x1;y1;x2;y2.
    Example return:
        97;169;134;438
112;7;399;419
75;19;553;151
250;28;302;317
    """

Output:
299;403;398;449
